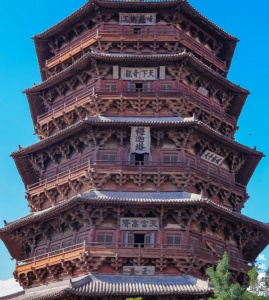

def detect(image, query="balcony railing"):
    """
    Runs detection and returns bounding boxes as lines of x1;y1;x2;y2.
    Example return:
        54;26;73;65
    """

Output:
16;241;250;274
45;27;226;71
27;160;245;193
37;88;94;122
37;86;235;125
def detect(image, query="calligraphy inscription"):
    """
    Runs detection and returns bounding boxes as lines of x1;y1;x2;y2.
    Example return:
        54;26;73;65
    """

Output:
200;150;224;166
131;127;151;154
120;218;159;230
121;67;157;80
119;13;156;25
123;266;155;276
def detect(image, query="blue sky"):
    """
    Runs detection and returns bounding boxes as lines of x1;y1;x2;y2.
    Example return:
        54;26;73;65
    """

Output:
0;0;269;279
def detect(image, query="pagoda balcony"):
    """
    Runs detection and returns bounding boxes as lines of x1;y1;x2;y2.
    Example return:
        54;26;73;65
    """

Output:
27;160;245;198
36;86;235;133
16;242;251;278
45;27;227;73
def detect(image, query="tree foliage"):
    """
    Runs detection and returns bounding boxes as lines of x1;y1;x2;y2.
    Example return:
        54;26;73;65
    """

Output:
206;252;266;300
206;252;246;300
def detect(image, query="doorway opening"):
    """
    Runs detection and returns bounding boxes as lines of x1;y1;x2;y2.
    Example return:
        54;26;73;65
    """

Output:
133;28;141;34
135;153;146;165
135;82;143;92
134;233;145;248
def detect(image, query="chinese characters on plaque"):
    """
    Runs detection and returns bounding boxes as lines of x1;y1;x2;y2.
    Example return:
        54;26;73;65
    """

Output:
121;67;157;80
200;150;224;166
120;218;159;230
130;127;151;154
123;266;155;276
119;13;156;25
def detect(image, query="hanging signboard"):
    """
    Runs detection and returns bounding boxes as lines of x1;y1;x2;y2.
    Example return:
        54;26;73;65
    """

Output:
120;218;159;230
130;127;151;154
121;67;157;80
119;13;156;25
201;150;224;166
123;266;155;276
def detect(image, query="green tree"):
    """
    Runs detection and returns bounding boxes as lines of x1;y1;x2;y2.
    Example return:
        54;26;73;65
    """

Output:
206;252;246;300
245;267;265;300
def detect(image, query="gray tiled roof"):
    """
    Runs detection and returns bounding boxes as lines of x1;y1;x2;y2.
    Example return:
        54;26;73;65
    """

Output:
1;191;269;233
24;51;248;94
11;116;262;157
5;274;212;299
71;274;212;296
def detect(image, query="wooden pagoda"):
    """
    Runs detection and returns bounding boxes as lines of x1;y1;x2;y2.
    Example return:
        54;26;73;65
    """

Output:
1;0;269;299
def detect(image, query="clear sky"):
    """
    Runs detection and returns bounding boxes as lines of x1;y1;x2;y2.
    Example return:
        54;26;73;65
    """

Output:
0;0;269;280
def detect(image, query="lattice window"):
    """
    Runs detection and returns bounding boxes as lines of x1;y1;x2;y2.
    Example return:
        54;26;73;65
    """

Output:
77;235;88;245
144;234;152;248
160;84;172;92
229;249;238;261
97;233;113;245
62;240;72;251
216;245;224;255
44;170;56;180
167;235;181;248
50;243;61;255
128;82;151;92
157;28;168;35
104;83;117;92
190;237;200;249
59;162;77;175
35;248;47;259
82;155;92;164
101;153;117;162
107;27;118;33
163;154;178;164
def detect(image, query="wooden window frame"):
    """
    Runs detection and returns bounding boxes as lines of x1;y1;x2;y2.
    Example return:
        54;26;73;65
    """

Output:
167;234;181;248
97;233;114;245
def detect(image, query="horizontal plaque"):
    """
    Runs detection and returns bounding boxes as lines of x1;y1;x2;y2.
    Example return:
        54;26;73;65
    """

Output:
123;266;155;276
201;150;224;166
121;67;157;80
120;218;159;230
119;13;156;25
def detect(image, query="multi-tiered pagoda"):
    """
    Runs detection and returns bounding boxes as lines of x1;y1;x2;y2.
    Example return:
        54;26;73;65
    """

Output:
1;1;269;299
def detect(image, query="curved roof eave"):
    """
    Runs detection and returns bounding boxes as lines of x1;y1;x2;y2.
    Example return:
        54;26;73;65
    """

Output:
10;117;263;187
24;51;249;95
1;195;268;234
11;117;262;158
33;0;238;42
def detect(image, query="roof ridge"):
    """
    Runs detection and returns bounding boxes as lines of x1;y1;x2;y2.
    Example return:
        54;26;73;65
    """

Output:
24;51;248;94
1;194;268;233
11;117;263;157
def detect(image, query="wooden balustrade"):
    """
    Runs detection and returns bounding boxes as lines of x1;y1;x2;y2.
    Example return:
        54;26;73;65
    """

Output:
27;160;245;196
36;85;235;128
16;241;250;276
45;27;227;72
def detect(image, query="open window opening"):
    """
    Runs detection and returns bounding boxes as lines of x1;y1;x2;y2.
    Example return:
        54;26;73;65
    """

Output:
134;234;145;248
126;232;153;248
133;28;141;34
129;82;151;92
135;83;143;91
131;153;149;165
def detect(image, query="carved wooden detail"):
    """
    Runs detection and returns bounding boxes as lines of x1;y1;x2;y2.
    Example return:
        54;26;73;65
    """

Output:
36;93;235;139
14;201;262;287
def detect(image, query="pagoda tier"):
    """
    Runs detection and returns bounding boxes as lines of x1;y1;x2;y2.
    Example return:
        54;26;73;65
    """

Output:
1;0;268;299
11;117;261;212
1;193;268;289
34;0;237;81
26;52;248;136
